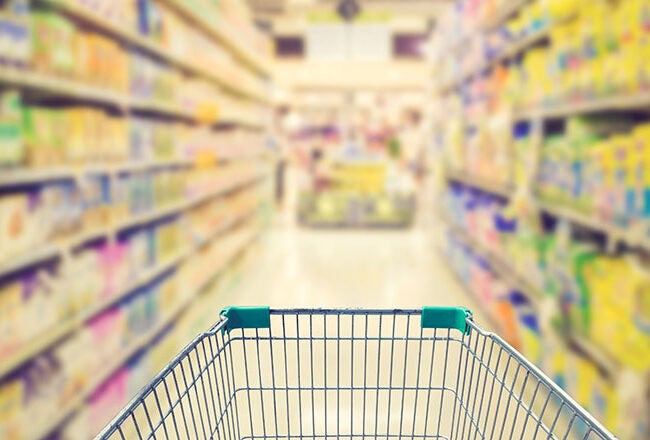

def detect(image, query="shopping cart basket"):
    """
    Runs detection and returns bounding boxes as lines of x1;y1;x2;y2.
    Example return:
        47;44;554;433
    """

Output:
97;307;617;440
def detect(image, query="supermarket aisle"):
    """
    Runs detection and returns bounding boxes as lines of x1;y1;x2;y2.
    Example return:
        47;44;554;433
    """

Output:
219;213;493;327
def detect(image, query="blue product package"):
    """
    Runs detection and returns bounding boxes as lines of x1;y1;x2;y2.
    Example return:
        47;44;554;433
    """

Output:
136;0;151;36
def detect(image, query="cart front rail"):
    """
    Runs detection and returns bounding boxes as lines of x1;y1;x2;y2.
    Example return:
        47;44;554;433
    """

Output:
96;308;617;440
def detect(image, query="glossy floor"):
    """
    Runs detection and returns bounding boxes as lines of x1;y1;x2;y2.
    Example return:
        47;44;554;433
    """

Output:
218;210;495;330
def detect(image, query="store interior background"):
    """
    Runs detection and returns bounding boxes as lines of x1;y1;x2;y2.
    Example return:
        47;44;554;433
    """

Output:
0;0;648;438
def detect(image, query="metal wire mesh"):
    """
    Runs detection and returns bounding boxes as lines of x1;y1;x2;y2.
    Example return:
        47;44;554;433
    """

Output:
97;309;616;440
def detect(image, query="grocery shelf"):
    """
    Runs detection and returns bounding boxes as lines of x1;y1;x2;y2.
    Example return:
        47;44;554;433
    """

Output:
567;334;619;378
481;0;532;30
446;169;512;198
32;302;191;440
439;17;570;94
33;225;261;440
0;67;213;121
495;25;551;63
445;219;623;378
113;172;264;232
0;68;128;105
0;210;257;383
217;115;267;130
0;167;74;187
0;244;61;280
440;249;507;335
159;0;271;77
458;25;552;86
516;92;650;120
112;158;195;174
536;200;616;235
189;229;260;299
536;200;650;250
18;1;268;103
445;220;543;307
0;318;78;380
0;174;264;282
129;98;198;120
0;160;195;188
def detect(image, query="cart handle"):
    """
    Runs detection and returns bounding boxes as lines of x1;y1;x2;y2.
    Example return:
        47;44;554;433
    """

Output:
220;306;271;331
220;307;472;334
421;306;472;334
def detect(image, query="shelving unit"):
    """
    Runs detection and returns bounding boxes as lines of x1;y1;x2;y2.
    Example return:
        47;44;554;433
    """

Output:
445;220;542;306
443;169;650;253
157;0;271;78
516;92;650;121
446;169;512;198
0;1;273;437
454;25;553;89
0;172;266;281
0;200;260;380
443;219;622;380
32;225;261;440
0;67;263;124
481;0;532;30
430;1;650;422
40;0;268;102
0;159;269;189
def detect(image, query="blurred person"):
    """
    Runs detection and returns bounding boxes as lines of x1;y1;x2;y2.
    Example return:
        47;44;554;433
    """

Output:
310;145;331;192
398;110;427;185
339;129;365;159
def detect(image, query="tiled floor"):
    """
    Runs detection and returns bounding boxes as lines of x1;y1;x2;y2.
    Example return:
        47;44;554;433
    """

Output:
218;182;494;328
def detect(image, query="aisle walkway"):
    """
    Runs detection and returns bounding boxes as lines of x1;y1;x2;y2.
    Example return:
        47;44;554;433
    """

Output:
219;215;494;328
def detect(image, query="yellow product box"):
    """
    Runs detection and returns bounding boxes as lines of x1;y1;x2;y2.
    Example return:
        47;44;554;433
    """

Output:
547;0;580;22
541;332;567;388
575;355;598;409
73;30;91;83
620;44;643;93
0;281;23;355
641;39;650;88
601;54;619;95
0;378;23;431
67;108;85;163
616;0;644;43
591;374;620;433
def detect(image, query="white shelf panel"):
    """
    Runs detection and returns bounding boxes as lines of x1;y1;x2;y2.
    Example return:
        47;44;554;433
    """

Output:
0;160;195;188
446;169;512;198
516;92;650;120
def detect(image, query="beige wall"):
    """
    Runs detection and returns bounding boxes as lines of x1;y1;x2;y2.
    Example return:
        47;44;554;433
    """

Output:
273;60;429;90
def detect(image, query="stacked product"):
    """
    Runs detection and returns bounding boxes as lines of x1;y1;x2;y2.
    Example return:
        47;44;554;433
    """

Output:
0;175;265;439
442;182;649;438
538;117;650;228
0;0;271;438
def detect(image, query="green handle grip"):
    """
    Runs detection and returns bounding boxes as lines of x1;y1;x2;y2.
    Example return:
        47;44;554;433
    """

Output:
421;307;472;334
221;306;271;331
219;307;472;335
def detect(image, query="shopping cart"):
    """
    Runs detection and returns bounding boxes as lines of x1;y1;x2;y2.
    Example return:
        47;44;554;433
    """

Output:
97;307;617;440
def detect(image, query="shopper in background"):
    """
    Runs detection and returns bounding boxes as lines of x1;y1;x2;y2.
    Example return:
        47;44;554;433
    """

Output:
398;110;427;185
310;145;331;192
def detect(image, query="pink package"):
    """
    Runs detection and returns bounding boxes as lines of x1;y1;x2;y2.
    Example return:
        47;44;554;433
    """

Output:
89;368;129;433
114;242;130;291
98;243;129;299
87;309;123;361
97;244;115;300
